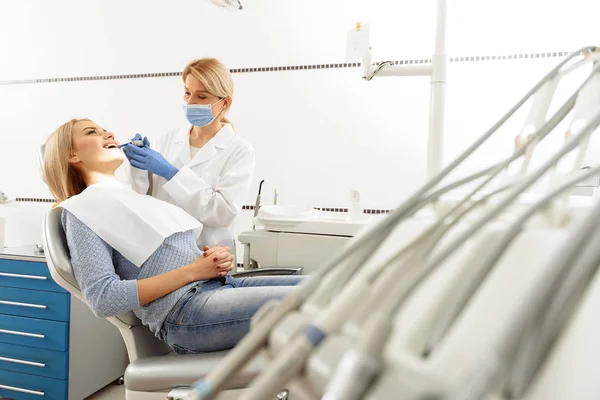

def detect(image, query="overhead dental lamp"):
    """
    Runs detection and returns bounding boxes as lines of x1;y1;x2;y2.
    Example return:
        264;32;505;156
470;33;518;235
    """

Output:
207;0;243;11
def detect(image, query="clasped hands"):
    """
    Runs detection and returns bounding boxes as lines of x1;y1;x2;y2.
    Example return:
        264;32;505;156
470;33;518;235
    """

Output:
187;245;235;281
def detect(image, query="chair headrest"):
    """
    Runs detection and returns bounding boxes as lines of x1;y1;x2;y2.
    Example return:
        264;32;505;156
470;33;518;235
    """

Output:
43;207;80;290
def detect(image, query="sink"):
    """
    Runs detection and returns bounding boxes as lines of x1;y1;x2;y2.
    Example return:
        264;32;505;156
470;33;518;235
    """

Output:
255;206;379;236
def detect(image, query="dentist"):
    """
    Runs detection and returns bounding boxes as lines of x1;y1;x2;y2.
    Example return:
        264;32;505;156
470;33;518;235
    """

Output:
123;58;255;255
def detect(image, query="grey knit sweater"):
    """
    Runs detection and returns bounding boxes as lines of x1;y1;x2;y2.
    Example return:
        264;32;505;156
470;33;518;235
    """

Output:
62;209;204;338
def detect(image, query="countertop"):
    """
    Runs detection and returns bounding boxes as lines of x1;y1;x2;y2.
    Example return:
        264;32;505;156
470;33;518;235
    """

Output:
0;244;46;262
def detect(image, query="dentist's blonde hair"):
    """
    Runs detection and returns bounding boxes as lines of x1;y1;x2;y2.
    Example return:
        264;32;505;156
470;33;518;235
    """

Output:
183;58;234;126
44;119;89;201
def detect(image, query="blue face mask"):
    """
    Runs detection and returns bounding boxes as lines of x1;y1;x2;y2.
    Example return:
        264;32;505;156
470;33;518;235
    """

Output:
183;98;226;127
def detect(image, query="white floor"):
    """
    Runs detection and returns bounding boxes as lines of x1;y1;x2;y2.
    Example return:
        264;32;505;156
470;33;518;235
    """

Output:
84;382;126;400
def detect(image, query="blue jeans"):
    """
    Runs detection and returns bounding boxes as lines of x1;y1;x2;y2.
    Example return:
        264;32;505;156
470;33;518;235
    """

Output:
161;274;304;354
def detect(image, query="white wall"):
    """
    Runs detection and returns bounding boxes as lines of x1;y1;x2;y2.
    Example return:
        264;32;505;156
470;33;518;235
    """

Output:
0;0;599;248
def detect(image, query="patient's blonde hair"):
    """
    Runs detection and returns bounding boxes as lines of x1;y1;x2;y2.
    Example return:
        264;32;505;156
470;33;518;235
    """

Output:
44;119;89;201
183;58;234;126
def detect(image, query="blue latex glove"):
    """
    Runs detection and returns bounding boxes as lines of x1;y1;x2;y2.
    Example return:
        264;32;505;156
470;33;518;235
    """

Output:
123;133;143;163
124;136;179;181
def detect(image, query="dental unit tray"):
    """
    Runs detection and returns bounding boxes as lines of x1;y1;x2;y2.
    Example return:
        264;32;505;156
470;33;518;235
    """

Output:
254;205;376;237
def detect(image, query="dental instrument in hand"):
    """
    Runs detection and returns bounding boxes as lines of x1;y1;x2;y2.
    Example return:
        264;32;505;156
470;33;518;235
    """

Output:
117;139;145;149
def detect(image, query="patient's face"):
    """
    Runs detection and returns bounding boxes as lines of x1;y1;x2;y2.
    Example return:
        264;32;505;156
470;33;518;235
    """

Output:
69;120;125;173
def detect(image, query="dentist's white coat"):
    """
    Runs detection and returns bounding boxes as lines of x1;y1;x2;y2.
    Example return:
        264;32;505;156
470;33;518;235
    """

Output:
124;123;255;251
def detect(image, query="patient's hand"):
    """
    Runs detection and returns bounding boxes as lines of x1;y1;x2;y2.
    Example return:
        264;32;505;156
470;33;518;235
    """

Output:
186;245;234;281
203;245;235;277
202;245;235;271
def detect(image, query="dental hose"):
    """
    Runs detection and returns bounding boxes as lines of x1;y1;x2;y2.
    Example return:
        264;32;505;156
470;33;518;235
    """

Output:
187;49;598;400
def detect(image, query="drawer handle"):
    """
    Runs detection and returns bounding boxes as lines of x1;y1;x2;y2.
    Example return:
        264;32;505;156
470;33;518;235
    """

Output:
0;383;45;396
0;328;45;339
0;300;47;309
0;272;47;280
0;355;46;367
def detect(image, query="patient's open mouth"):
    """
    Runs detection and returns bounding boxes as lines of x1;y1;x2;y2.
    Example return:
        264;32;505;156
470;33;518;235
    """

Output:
104;144;119;149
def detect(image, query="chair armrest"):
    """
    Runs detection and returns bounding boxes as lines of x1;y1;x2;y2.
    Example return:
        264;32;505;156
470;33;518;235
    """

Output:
232;267;303;277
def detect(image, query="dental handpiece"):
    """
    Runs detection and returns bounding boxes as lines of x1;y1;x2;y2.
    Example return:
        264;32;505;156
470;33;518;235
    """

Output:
118;139;144;149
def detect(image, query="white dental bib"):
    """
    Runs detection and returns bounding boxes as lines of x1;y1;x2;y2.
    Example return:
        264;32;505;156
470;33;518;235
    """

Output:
59;180;202;267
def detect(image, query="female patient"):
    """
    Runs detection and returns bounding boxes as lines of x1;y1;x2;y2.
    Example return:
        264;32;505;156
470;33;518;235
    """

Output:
43;118;303;354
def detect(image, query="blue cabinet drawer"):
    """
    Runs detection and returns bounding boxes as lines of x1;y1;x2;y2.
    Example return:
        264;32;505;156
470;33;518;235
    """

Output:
0;286;70;322
0;260;66;293
0;342;68;380
0;314;68;352
0;369;67;400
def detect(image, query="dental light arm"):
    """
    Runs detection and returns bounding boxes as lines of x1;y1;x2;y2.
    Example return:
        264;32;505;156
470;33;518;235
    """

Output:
348;0;448;178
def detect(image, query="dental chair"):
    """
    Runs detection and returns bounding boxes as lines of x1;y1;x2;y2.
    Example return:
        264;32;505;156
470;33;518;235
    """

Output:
42;206;302;400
